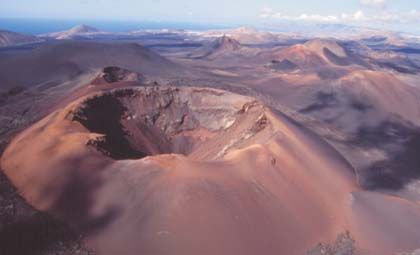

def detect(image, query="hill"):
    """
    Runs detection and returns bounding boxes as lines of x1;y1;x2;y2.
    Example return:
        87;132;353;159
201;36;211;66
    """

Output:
0;30;43;47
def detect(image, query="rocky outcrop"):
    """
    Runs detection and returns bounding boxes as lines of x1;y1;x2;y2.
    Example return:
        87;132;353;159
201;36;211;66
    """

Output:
90;66;144;85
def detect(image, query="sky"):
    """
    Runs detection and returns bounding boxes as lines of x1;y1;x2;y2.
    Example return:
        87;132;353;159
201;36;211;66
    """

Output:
1;0;420;34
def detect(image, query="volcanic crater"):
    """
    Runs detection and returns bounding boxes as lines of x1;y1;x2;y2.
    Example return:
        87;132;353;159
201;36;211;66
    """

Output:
5;85;420;255
71;86;269;160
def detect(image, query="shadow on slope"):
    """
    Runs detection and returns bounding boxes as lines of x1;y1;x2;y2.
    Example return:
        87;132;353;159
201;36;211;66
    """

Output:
349;120;420;190
0;169;95;255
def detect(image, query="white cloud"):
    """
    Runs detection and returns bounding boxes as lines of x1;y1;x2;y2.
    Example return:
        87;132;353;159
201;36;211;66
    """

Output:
360;0;386;8
259;6;275;18
260;9;366;23
259;7;420;25
340;10;367;21
409;9;420;18
353;10;365;20
297;14;339;22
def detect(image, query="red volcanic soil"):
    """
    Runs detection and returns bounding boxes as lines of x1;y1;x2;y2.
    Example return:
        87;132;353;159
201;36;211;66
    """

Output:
2;86;420;255
279;44;327;67
259;39;369;73
258;44;327;72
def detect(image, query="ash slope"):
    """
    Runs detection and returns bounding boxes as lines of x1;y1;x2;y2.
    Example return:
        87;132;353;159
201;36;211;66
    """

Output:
0;41;180;92
2;86;420;255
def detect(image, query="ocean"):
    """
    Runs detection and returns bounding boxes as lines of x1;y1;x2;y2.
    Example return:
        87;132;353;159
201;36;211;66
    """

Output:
0;18;228;35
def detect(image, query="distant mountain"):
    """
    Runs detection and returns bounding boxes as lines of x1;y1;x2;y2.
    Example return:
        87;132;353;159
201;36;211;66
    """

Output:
44;24;102;40
259;38;370;71
304;38;348;58
0;30;43;47
222;27;279;44
189;35;243;59
210;35;242;51
357;31;412;47
197;26;297;44
304;38;370;67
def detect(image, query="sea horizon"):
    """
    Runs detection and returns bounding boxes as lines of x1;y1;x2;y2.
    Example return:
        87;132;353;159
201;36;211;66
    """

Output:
0;17;232;35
